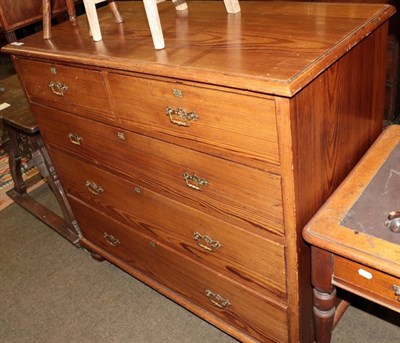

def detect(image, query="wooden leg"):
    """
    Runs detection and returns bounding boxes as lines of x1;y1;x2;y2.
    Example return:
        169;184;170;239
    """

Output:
311;247;336;343
5;128;27;195
143;0;165;50
43;0;52;39
83;0;103;41
65;0;77;21
4;123;80;244
172;0;188;11
36;135;80;237
313;288;337;343
5;31;17;43
223;0;241;14
90;251;105;261
107;0;124;23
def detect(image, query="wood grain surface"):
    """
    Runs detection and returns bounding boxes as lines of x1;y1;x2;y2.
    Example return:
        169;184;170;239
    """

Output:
2;1;395;96
5;2;395;342
108;72;279;170
72;196;289;343
33;104;285;237
49;146;287;299
15;58;113;117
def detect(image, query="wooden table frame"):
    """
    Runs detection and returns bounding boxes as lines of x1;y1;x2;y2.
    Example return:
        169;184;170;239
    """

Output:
0;74;80;244
303;125;400;343
0;0;81;42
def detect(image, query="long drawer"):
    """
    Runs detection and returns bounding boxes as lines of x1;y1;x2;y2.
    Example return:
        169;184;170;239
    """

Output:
333;256;400;312
34;104;284;236
107;73;279;171
69;196;289;343
49;147;286;298
14;58;113;121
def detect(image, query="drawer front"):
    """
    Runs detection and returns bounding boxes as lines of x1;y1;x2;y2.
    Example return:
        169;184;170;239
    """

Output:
15;58;113;120
107;73;279;171
334;256;400;312
34;104;284;236
50;147;286;298
70;197;288;343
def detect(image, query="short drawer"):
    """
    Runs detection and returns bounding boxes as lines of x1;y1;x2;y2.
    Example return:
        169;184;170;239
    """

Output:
34;104;284;236
15;58;113;120
333;256;400;312
107;73;279;171
50;148;286;298
71;197;289;343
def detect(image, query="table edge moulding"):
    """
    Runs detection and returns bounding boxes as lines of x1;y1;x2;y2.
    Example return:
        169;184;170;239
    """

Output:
1;2;395;343
304;125;400;278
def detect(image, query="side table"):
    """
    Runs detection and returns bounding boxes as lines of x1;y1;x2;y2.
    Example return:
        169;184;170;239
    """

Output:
0;74;80;244
303;125;400;343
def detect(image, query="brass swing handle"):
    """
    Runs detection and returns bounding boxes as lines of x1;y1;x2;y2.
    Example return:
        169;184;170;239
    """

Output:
103;232;121;247
85;180;104;196
205;289;231;309
68;132;83;145
49;80;68;96
183;172;208;191
193;232;222;252
166;106;198;127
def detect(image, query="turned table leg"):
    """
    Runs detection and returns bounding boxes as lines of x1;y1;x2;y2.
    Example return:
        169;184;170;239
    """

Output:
6;128;28;195
311;247;336;343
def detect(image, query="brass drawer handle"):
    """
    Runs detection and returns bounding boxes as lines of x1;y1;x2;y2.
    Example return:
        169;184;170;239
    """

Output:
49;80;68;96
205;289;231;309
103;232;121;247
68;132;83;145
193;232;221;252
85;180;104;196
183;172;208;191
385;211;400;233
166;106;198;127
393;285;400;301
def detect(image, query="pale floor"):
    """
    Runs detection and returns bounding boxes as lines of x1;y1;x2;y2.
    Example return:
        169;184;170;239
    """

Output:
0;185;399;342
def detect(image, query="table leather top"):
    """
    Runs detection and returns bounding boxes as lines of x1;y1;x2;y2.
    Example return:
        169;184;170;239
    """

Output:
341;143;400;244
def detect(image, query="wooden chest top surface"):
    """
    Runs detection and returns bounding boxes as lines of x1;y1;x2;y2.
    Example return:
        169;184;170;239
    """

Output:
2;1;395;96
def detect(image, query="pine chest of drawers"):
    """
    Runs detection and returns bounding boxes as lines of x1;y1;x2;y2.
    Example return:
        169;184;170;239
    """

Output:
3;2;395;342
